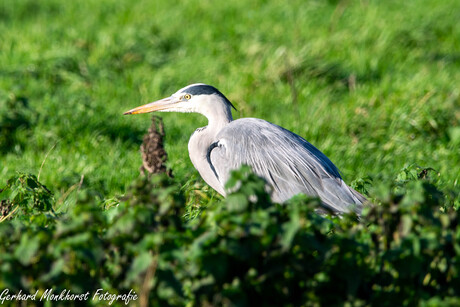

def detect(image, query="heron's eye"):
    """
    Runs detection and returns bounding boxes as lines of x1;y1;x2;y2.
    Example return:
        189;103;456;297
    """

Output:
184;94;191;100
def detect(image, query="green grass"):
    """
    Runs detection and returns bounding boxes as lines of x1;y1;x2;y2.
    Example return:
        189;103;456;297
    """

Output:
0;2;459;304
1;0;459;207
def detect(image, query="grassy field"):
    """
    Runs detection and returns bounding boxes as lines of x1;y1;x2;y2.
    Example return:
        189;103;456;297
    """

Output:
1;0;459;206
1;1;460;305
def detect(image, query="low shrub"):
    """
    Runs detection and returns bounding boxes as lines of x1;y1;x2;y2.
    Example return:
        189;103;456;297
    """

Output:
0;166;458;306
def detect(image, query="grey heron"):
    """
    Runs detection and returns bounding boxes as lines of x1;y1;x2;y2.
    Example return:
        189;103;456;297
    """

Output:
124;83;366;214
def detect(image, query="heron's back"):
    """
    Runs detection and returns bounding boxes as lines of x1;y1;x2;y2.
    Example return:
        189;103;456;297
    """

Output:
209;118;365;213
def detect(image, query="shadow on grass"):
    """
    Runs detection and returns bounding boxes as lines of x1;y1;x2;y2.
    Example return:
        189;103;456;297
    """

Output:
0;95;35;154
279;58;382;92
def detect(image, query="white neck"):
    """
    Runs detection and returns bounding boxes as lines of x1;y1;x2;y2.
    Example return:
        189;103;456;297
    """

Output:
187;97;233;196
197;94;233;135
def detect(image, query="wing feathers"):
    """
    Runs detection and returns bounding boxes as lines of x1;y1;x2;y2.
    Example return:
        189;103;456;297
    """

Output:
207;118;364;213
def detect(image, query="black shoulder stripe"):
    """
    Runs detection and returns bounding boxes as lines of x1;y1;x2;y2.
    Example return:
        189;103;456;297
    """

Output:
207;142;220;180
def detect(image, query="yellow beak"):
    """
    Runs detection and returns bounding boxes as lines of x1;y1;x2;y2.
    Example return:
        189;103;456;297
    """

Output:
123;97;174;115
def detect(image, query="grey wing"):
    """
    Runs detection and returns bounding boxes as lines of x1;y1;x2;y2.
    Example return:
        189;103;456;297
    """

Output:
208;118;364;213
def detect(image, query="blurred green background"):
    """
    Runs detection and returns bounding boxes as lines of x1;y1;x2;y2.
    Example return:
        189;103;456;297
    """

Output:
1;0;459;205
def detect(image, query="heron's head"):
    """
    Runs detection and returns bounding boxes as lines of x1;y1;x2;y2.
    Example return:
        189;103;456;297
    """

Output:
124;83;237;117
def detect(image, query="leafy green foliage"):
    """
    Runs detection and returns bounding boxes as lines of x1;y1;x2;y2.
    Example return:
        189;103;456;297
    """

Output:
0;173;55;226
1;0;459;206
0;167;458;306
